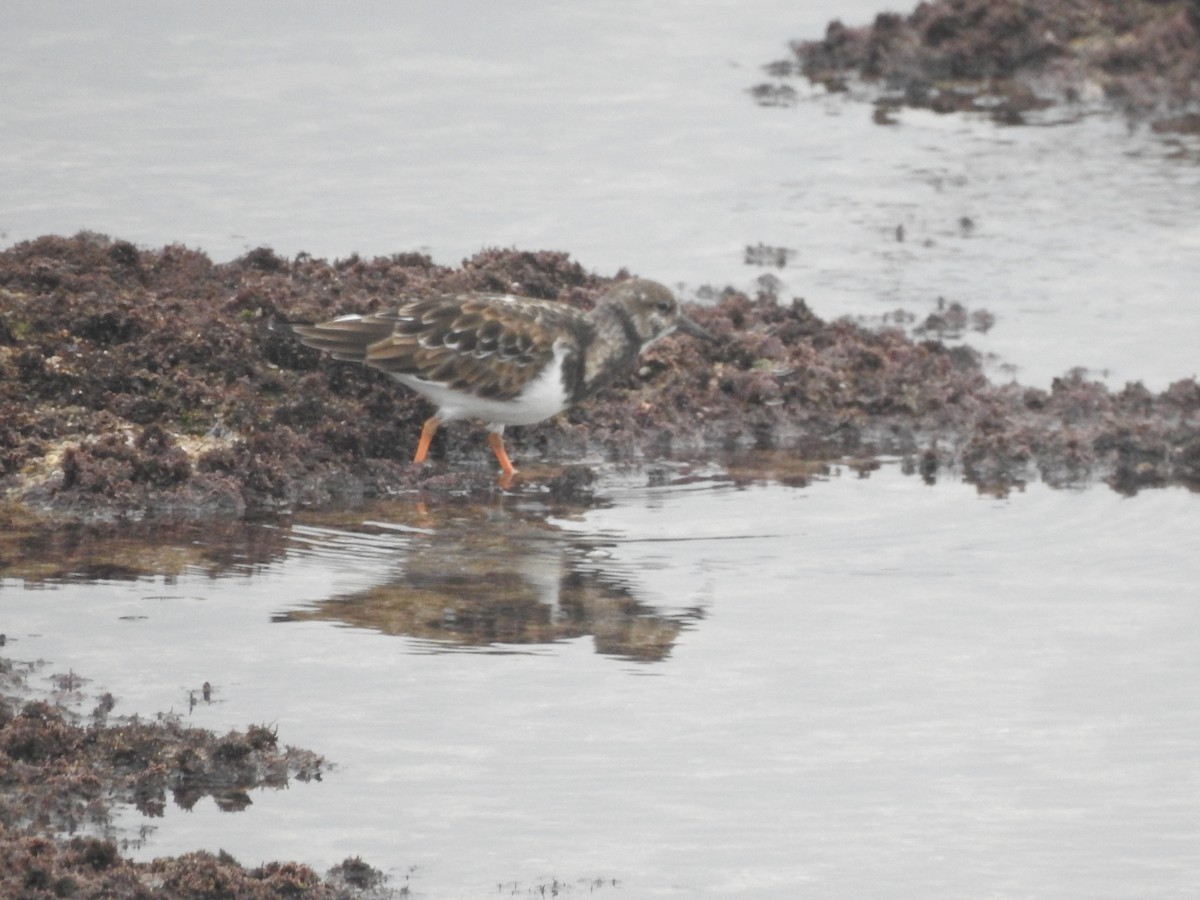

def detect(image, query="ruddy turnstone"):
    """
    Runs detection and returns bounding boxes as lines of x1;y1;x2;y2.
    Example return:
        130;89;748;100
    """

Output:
287;278;715;479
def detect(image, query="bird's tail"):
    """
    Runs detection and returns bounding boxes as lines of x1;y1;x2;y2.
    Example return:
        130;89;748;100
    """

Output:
272;314;394;363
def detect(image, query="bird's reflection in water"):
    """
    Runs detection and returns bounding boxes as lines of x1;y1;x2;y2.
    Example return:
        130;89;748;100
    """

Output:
276;501;701;663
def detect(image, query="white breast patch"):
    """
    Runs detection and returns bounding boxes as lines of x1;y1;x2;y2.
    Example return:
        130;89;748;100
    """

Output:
393;339;570;427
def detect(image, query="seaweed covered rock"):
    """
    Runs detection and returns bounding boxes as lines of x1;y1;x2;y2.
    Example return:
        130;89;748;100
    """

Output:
0;235;612;517
1;232;1198;517
0;657;395;900
761;0;1200;125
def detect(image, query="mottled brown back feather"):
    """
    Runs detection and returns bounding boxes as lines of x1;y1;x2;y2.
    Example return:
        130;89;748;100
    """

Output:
294;293;591;402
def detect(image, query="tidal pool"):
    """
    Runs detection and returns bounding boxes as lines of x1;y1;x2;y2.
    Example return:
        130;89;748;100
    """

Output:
5;460;1199;898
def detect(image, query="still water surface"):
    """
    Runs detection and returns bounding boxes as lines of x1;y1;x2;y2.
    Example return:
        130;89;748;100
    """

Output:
5;463;1200;898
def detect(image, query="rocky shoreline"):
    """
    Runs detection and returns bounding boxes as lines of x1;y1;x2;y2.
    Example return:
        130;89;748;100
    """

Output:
0;656;396;899
755;0;1200;129
1;233;1197;525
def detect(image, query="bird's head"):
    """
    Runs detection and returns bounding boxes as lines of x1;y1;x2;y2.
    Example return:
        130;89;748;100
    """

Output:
599;279;717;349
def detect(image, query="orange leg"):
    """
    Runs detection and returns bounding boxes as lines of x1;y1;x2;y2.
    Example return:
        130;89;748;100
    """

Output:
487;431;517;479
413;416;440;464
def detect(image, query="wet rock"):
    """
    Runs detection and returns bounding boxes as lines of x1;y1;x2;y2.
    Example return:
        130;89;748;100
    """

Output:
743;242;796;267
0;657;398;899
776;0;1200;125
1;232;1198;519
748;82;800;107
544;464;598;503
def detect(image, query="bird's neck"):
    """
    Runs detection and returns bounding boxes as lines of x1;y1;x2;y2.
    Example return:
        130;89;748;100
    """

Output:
576;302;643;400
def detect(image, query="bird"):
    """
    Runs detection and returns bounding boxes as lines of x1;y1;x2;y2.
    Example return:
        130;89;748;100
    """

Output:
285;278;716;481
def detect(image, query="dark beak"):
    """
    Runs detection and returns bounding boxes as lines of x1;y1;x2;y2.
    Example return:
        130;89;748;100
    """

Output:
677;311;719;342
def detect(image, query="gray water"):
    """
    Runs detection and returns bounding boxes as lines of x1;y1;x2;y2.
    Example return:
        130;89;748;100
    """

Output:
3;2;1200;897
6;464;1200;898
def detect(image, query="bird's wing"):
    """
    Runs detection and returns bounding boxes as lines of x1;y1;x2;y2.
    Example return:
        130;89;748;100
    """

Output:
365;294;582;401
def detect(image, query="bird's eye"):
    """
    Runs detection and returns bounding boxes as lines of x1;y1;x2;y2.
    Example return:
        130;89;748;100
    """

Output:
656;300;673;314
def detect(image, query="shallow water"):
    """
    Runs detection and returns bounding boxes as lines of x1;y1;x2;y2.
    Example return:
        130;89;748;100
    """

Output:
4;1;1199;388
5;462;1200;898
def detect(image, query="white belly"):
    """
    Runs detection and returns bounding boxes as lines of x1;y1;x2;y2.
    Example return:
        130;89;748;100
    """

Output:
393;341;570;428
